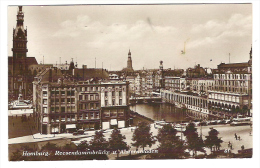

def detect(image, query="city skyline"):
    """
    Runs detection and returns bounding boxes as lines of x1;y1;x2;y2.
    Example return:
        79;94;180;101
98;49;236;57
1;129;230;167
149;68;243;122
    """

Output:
8;4;252;71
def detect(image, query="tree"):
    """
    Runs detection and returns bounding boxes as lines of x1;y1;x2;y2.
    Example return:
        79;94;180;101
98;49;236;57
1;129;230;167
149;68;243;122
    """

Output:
108;128;129;158
131;121;156;151
89;130;108;151
183;122;205;156
41;142;60;152
156;124;187;159
204;128;223;152
77;140;89;151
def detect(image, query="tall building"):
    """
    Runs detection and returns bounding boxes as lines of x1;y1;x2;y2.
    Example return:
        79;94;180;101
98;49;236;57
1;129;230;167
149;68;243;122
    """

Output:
208;46;252;117
127;49;133;71
33;67;130;134
122;49;134;74
8;6;38;100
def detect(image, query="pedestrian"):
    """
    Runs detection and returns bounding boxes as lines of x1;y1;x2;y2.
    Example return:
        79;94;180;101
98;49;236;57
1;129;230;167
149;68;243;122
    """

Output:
238;136;241;141
230;144;233;150
228;141;231;147
234;133;237;140
241;145;244;150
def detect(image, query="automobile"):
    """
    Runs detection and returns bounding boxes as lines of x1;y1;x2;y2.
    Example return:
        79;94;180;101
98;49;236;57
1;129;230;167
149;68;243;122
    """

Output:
155;120;167;126
217;120;226;124
208;120;218;125
101;129;111;133
193;122;200;127
73;129;85;135
174;124;186;132
198;121;208;126
224;119;232;124
154;125;163;129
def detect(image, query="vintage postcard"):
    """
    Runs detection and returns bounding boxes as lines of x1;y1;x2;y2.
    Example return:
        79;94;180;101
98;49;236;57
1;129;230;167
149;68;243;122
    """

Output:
3;1;259;168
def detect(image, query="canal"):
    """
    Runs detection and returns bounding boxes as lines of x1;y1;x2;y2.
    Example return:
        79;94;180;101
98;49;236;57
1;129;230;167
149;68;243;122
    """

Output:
130;103;191;123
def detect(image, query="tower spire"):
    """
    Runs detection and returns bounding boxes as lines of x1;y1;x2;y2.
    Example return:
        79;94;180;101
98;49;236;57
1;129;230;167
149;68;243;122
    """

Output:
128;49;131;57
249;44;252;59
12;6;28;58
127;49;133;71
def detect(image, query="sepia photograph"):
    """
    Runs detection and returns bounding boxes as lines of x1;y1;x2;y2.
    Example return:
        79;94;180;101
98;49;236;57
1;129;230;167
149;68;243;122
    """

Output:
2;0;260;167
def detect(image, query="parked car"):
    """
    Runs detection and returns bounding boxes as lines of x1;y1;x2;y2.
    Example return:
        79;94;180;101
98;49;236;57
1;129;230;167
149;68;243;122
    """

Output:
174;124;186;132
155;120;167;126
217;120;226;124
198;121;208;126
208;120;218;125
224;119;232;124
73;129;85;135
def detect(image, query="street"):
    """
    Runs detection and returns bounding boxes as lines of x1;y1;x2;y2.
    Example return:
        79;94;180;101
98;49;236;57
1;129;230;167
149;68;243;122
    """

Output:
8;119;252;159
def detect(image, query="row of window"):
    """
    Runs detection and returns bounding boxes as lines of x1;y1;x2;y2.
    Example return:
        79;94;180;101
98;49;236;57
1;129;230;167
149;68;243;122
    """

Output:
215;80;248;87
103;110;124;118
49;106;76;113
79;103;99;110
212;87;248;94
78;86;99;92
209;94;239;102
79;94;99;101
50;98;75;104
104;91;122;97
105;99;123;106
214;74;250;80
51;90;75;96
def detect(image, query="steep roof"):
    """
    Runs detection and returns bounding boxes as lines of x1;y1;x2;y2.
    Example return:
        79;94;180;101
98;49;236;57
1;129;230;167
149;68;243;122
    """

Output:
25;57;38;66
73;68;109;80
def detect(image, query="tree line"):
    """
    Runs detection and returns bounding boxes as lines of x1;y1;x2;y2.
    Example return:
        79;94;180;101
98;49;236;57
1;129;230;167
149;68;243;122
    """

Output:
10;121;224;161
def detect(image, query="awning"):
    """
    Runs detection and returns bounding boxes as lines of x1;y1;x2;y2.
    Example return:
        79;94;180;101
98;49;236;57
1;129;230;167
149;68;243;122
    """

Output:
66;124;76;129
110;119;117;125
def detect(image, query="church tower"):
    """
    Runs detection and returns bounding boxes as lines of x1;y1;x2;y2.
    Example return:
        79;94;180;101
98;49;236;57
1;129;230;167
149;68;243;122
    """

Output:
10;6;31;99
248;45;252;66
127;49;133;71
12;6;28;59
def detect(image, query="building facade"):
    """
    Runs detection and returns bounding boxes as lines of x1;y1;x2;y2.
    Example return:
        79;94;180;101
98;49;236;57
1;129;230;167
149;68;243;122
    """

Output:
208;47;252;117
33;67;130;134
100;82;130;129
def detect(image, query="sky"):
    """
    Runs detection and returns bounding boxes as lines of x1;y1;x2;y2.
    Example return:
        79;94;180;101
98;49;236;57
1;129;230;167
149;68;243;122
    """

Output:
8;4;252;71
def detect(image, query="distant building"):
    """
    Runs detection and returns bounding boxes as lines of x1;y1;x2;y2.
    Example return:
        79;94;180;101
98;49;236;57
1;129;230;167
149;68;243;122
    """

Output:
122;49;134;73
186;64;206;78
109;73;120;81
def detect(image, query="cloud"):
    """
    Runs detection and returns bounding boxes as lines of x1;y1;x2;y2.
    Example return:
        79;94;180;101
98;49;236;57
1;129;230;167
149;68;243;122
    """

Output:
189;13;252;49
53;15;92;37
